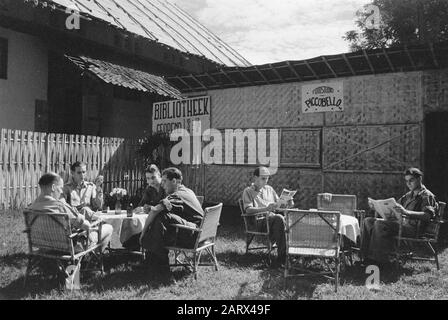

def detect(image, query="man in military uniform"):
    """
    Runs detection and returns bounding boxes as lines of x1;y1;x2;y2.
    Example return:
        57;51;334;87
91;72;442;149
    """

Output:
63;161;104;221
361;168;439;265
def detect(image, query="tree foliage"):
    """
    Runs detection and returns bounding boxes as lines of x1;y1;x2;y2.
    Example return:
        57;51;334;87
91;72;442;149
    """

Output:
344;0;448;51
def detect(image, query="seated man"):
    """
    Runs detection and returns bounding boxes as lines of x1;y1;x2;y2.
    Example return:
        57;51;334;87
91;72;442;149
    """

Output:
63;161;103;221
361;168;439;265
139;167;204;271
27;172;113;253
242;166;291;267
134;164;166;214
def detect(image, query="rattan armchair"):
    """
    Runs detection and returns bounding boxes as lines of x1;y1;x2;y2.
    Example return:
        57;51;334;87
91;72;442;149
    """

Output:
238;199;275;262
23;209;105;290
395;201;446;270
284;209;344;292
165;203;223;279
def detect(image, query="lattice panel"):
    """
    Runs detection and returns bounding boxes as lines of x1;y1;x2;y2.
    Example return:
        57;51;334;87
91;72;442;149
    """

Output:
205;166;322;209
210;83;323;129
323;124;422;171
422;69;448;113
325;73;423;125
324;172;406;210
281;129;321;166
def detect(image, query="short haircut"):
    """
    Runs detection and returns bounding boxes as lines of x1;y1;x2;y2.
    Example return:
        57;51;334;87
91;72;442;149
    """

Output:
253;166;270;177
38;173;62;188
145;164;161;175
162;167;183;182
70;161;86;172
404;167;423;178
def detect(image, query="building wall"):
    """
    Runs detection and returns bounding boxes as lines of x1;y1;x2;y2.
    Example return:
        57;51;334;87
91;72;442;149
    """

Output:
0;26;48;131
198;71;433;209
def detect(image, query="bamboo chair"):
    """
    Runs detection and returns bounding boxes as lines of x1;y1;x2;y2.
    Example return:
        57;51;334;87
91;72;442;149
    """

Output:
238;199;276;263
317;194;365;264
165;203;223;279
395;202;446;270
196;196;204;206
23;209;105;290
284;209;343;292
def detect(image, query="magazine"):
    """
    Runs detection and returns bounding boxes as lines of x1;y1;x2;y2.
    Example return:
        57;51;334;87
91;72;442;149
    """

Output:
277;189;297;209
368;197;402;220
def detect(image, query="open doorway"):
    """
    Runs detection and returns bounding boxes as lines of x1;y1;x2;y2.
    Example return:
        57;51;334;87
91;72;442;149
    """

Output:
425;112;448;206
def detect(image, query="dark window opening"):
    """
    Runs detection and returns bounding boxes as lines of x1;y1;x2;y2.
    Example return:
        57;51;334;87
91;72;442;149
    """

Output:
0;38;8;79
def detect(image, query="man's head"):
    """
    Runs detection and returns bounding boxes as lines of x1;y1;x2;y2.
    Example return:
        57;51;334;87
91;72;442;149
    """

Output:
39;173;64;199
161;167;182;194
70;161;87;185
253;166;271;189
145;164;162;188
404;168;423;192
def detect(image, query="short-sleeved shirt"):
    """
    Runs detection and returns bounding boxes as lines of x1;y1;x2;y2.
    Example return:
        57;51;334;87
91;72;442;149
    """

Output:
138;185;166;207
398;185;438;228
27;195;85;230
63;179;103;211
242;184;279;212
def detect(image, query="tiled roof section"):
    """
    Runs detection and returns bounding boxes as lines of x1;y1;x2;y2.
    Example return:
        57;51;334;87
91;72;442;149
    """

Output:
28;0;251;67
66;55;183;98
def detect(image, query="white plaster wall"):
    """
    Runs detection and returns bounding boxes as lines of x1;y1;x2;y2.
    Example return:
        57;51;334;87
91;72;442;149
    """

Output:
0;26;48;131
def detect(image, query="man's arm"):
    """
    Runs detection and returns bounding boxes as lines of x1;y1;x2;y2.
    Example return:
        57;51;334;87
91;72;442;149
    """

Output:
242;189;276;215
91;184;103;211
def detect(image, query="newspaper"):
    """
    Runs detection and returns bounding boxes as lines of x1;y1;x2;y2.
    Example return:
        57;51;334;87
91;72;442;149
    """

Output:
368;197;402;220
277;189;297;209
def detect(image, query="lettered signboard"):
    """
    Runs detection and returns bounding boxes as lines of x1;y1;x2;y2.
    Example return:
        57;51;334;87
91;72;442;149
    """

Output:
152;96;211;135
302;82;344;113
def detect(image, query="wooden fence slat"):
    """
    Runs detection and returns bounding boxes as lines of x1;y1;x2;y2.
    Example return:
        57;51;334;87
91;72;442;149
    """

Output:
0;129;148;210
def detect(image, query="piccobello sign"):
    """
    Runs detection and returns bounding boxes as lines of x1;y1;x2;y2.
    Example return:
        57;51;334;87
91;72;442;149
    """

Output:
302;82;344;113
152;96;211;134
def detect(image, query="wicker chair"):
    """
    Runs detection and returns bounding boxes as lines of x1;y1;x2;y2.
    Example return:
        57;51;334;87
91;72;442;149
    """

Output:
284;209;343;292
196;196;204;206
23;209;105;290
165;203;223;279
317;194;365;264
238;199;275;262
395;201;446;270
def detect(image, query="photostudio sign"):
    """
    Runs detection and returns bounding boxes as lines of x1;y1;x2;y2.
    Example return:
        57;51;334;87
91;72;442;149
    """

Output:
152;96;211;135
302;82;344;113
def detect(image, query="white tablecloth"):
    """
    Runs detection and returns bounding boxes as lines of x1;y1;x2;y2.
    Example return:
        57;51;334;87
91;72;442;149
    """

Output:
99;211;147;249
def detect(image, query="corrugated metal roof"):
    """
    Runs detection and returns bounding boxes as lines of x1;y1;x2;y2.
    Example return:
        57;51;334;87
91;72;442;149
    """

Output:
27;0;251;67
167;42;448;93
66;55;183;98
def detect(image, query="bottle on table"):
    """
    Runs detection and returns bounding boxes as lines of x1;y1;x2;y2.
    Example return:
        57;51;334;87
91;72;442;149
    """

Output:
127;203;134;218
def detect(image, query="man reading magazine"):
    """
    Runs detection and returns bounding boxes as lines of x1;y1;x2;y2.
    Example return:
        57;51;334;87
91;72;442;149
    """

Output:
242;167;295;267
360;168;439;265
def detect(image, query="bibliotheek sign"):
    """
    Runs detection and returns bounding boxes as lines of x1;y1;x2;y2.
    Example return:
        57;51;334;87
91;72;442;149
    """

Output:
302;82;344;113
152;96;211;135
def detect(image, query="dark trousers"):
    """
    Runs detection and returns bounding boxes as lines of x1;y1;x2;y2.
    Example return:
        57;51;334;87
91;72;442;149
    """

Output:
141;212;197;264
360;217;416;263
268;212;286;261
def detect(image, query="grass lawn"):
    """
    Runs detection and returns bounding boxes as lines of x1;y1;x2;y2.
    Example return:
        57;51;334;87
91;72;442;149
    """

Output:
1;207;448;300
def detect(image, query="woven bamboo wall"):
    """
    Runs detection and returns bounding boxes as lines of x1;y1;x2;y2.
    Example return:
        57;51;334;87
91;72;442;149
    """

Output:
0;129;145;209
323;124;422;172
200;70;432;208
209;72;423;129
422;69;448;113
205;165;322;209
